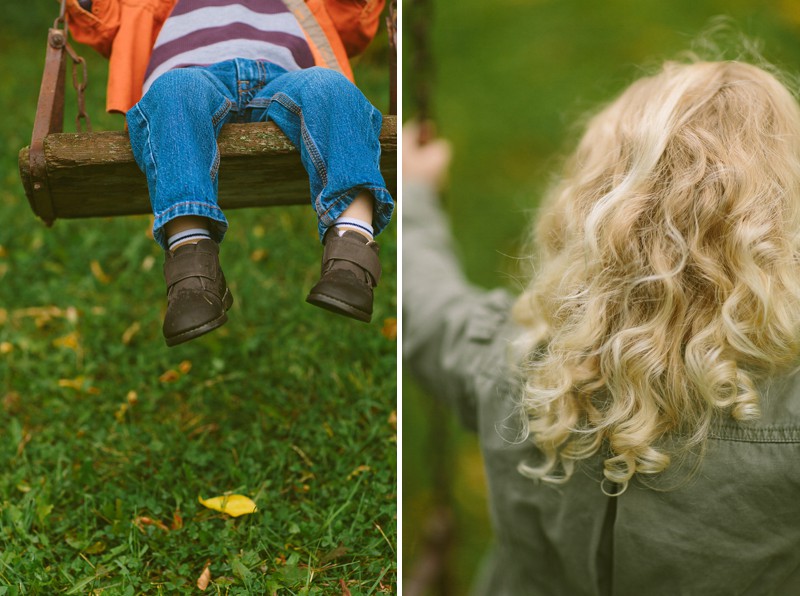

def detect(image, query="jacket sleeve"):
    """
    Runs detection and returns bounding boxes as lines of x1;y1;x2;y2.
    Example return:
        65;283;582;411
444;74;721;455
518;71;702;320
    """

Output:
322;0;385;57
64;0;121;59
402;181;517;431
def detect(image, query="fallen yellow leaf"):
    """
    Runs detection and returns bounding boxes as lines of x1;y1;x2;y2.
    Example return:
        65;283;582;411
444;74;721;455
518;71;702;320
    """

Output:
114;402;130;423
90;260;111;284
58;377;85;391
198;494;257;517
59;377;100;395
347;465;371;480
121;322;141;345
53;332;80;351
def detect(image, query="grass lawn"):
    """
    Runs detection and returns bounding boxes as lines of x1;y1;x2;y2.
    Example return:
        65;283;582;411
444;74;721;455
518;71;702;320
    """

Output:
402;1;800;593
0;4;396;594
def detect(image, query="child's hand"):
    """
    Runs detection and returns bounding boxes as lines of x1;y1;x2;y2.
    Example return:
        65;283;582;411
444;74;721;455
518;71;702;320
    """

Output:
402;121;452;190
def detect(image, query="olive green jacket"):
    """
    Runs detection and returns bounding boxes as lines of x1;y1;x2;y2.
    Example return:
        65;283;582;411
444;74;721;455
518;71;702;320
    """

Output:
403;181;800;596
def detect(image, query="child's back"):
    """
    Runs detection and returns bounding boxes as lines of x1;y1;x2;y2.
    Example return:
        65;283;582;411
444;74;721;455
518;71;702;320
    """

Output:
403;60;800;595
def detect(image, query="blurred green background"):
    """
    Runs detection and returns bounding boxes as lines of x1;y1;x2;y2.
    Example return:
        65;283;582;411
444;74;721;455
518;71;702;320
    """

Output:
402;0;800;593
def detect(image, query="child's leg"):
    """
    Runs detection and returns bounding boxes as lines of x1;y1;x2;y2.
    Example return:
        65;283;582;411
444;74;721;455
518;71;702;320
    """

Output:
127;65;238;345
335;191;376;239
246;66;394;322
127;66;236;248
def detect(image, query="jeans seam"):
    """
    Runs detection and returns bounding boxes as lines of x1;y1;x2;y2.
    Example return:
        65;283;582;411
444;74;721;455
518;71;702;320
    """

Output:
211;98;232;127
133;105;158;191
210;147;221;181
271;92;328;187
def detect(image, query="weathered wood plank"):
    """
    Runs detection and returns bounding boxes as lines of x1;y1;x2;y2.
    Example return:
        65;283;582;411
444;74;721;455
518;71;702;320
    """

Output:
19;116;397;221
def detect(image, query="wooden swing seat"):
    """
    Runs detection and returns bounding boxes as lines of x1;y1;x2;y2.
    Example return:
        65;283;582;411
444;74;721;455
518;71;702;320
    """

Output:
19;118;397;223
20;8;397;226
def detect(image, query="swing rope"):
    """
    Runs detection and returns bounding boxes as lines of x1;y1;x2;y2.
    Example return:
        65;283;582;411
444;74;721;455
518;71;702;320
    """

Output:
405;2;457;595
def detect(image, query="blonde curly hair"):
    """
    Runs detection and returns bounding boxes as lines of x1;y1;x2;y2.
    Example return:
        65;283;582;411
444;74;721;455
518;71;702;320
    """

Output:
513;60;800;493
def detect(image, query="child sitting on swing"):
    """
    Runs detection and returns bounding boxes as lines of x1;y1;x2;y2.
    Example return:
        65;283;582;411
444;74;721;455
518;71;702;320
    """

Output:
404;58;800;594
66;0;393;346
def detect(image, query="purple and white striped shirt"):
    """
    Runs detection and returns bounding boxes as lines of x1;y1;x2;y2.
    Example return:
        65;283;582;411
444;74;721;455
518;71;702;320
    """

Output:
143;0;315;93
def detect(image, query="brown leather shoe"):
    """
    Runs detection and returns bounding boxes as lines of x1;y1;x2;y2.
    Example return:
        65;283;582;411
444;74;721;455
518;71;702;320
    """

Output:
162;239;233;346
306;230;380;323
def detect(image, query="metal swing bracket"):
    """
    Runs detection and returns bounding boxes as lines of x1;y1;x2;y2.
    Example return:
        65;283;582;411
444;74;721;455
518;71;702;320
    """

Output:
27;9;91;226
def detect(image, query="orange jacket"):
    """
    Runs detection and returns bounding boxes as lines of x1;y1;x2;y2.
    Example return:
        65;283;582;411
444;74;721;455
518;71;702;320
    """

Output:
65;0;385;113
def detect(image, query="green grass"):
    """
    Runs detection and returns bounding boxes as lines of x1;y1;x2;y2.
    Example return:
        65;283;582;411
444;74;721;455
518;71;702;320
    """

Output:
402;1;800;593
0;5;396;594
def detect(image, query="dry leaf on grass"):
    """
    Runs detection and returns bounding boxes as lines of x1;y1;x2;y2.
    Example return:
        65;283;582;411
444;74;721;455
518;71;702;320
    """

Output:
90;260;111;284
159;361;192;382
58;377;100;395
16;431;32;457
171;510;183;530
381;318;397;341
340;579;352;596
133;516;170;533
198;494;257;517
197;560;212;590
53;332;80;352
159;369;180;383
114;392;139;422
347;465;371;480
121;322;141;345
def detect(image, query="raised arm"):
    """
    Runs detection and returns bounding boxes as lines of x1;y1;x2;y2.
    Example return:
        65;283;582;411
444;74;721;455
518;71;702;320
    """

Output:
402;124;516;430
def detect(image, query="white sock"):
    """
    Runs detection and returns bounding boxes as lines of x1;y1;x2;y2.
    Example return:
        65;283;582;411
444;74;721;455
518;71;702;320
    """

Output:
333;217;373;240
167;228;212;251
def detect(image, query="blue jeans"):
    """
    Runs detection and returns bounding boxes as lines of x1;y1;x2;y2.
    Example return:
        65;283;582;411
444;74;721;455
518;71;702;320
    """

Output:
126;59;394;249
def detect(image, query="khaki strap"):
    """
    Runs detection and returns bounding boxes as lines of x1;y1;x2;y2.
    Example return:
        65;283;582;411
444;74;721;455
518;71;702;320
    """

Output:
281;0;344;76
